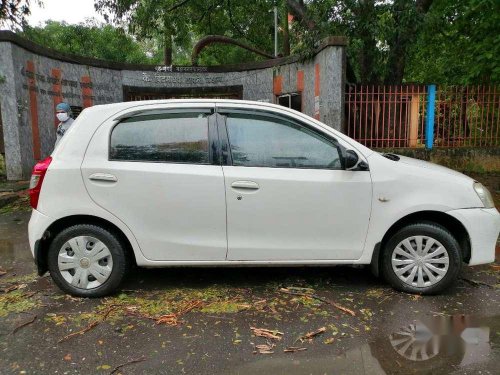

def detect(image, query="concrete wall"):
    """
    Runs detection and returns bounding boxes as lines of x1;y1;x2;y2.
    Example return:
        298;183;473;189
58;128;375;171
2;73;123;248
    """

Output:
0;32;346;180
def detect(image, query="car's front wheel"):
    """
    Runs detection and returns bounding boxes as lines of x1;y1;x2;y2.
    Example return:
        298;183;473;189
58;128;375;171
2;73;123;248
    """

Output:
47;224;128;297
381;222;462;294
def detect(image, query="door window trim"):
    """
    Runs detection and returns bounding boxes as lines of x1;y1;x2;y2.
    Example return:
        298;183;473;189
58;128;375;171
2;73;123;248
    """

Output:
216;108;345;170
108;108;220;166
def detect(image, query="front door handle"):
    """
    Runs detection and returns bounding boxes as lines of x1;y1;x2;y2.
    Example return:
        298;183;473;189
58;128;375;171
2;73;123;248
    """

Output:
89;173;118;182
231;181;259;190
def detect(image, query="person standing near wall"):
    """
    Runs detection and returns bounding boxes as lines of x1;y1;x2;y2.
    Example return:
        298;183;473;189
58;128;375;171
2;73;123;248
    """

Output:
55;102;74;147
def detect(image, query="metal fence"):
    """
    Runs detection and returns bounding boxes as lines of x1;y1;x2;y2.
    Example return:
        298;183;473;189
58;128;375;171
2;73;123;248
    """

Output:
345;84;500;148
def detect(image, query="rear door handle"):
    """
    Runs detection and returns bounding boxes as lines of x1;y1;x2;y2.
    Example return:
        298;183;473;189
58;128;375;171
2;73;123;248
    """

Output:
231;181;259;190
89;173;118;182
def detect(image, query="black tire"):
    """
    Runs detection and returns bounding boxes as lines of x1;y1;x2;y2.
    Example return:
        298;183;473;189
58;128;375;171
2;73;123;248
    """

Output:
47;224;129;297
381;222;462;295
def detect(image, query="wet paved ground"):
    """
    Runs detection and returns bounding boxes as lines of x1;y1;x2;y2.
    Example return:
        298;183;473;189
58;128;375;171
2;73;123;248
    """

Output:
0;210;499;375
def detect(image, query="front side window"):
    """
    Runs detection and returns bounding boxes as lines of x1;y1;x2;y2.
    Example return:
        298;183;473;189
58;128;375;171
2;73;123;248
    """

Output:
225;113;342;169
110;111;210;163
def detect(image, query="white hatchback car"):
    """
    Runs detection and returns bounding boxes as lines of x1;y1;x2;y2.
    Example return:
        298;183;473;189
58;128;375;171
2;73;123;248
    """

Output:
28;100;499;297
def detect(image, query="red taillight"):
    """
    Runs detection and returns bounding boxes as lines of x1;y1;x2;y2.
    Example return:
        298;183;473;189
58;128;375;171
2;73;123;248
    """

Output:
29;156;52;209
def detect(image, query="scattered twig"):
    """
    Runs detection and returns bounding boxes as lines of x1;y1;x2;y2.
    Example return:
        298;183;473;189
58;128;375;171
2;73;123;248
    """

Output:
253;341;275;354
1;284;27;293
284;346;307;353
279;288;356;316
11;315;37;334
299;327;326;342
0;268;6;276
156;300;203;326
294;327;326;344
20;291;37;299
110;355;146;374
460;278;494;288
58;305;118;343
250;327;283;340
378;295;390;305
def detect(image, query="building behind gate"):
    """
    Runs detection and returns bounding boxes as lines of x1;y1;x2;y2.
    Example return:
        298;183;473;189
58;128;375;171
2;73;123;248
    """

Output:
0;31;346;180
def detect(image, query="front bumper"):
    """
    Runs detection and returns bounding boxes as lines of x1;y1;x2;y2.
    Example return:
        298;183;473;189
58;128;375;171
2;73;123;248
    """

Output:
447;208;500;265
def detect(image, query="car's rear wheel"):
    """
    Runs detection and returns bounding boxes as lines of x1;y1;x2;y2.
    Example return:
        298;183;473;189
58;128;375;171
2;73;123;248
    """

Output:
381;222;462;295
47;224;128;297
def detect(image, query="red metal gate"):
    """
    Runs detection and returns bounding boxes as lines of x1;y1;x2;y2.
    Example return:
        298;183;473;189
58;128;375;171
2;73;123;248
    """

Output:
345;84;499;148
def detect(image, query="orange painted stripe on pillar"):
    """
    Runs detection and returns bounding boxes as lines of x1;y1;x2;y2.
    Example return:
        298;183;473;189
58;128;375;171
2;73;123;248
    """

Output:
297;70;304;92
314;63;320;120
26;60;41;161
51;68;62;128
81;75;93;108
273;75;283;96
297;70;304;112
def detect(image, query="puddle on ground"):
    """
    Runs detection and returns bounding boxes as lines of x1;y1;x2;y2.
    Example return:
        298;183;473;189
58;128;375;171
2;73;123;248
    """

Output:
231;315;498;374
0;212;34;271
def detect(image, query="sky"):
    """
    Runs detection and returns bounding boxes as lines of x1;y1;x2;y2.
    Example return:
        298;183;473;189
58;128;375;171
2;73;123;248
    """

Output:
27;0;105;26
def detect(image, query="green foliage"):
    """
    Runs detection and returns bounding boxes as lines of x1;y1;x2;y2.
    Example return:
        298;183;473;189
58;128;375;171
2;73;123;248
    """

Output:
0;0;41;29
95;0;279;65
11;0;496;84
21;19;154;64
406;0;500;84
291;0;433;84
297;0;498;84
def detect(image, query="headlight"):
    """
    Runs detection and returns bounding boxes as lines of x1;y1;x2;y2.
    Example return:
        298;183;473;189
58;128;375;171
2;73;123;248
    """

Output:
473;182;494;208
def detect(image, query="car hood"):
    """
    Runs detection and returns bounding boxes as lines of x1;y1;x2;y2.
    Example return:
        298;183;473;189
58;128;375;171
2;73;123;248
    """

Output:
395;155;474;181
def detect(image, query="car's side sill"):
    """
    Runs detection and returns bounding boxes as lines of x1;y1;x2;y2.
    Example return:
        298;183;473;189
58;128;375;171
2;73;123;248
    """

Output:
137;259;369;267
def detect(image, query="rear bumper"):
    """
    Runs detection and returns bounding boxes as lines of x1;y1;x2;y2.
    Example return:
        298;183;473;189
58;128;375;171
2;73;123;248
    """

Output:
28;209;52;275
447;208;500;265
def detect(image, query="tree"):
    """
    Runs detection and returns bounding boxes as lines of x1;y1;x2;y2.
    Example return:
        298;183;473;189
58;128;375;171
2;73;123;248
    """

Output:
0;0;41;29
405;0;500;84
94;0;287;65
22;19;153;64
287;0;434;84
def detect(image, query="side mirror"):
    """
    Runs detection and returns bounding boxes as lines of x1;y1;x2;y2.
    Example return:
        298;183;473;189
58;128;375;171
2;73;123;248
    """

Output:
344;150;359;169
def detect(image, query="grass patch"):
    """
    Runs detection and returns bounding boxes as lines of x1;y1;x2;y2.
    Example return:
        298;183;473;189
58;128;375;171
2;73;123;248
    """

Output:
0;154;5;179
0;194;30;214
0;290;41;317
1;272;38;285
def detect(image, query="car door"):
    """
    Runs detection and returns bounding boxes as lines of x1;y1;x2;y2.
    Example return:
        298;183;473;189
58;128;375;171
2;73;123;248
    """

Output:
218;108;372;261
81;105;228;261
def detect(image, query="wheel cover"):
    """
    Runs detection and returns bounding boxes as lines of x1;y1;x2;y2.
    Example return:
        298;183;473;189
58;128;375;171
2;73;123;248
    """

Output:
389;322;440;361
58;236;113;290
391;235;449;288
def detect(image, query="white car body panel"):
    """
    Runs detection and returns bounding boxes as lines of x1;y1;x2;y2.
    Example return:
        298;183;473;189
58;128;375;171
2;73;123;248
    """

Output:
447;208;499;265
28;99;499;269
80;102;228;261
223;166;372;260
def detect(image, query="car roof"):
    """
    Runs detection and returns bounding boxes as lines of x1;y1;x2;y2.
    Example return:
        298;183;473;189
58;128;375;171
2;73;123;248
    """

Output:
89;99;286;111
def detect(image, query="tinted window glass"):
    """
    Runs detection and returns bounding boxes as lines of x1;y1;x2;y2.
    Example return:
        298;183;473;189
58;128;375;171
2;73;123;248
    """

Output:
110;112;210;163
226;113;341;169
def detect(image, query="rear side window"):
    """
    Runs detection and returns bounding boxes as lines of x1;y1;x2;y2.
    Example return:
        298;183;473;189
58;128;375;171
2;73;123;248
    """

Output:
225;113;342;169
110;111;210;163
